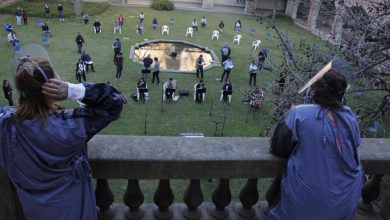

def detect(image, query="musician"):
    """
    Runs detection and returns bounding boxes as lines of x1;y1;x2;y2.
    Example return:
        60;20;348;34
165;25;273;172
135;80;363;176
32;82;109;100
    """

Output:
221;80;233;103
194;80;206;103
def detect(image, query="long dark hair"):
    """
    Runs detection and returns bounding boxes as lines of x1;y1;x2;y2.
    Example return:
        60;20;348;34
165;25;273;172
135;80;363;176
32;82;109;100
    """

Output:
313;69;347;109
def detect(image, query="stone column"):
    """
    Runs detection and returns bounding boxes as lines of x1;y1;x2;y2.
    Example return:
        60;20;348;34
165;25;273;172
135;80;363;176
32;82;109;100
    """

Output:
202;0;214;9
245;0;257;14
331;0;344;44
307;0;320;30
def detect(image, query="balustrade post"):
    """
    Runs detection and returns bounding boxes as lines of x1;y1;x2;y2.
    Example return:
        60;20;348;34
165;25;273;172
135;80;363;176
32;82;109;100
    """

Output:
210;179;231;219
183;179;203;219
359;174;384;211
153;179;174;220
237;178;259;218
95;179;115;220
124;179;144;220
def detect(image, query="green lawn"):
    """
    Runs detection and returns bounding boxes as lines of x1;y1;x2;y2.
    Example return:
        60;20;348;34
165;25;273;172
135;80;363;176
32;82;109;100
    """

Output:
1;3;325;202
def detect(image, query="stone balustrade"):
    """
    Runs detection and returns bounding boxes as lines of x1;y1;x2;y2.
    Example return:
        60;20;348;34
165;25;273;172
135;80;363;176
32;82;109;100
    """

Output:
89;136;390;220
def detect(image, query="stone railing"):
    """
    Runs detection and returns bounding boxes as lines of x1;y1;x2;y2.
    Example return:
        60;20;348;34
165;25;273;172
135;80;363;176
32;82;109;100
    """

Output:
89;136;390;220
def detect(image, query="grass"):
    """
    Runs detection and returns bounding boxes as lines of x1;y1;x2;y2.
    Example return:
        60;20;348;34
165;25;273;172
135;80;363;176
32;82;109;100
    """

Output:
1;3;326;202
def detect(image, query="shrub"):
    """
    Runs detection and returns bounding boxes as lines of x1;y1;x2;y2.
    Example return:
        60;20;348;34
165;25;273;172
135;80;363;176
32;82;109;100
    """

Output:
151;0;174;11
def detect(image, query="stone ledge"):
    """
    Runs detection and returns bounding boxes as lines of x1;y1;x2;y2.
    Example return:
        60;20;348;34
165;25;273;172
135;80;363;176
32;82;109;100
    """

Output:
88;136;390;179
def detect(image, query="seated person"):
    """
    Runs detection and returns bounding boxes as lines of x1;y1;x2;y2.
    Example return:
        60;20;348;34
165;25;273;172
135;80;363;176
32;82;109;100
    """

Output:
93;20;101;33
7;31;17;44
163;78;177;101
83;13;89;24
4;21;12;32
221;80;233;103
191;19;198;31
81;51;95;72
136;22;143;35
42;23;52;37
194;80;206;103
114;21;121;34
136;77;148;102
142;54;153;78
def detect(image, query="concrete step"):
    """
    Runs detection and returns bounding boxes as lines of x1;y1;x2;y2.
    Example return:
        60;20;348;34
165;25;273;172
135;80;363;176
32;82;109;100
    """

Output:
171;0;203;9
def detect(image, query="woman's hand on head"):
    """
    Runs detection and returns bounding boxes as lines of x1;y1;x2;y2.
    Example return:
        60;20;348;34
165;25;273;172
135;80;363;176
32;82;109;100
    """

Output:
42;79;68;101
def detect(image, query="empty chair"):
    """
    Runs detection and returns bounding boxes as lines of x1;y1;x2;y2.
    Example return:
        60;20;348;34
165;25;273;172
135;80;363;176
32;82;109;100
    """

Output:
252;40;261;50
36;19;44;29
162;25;169;35
233;34;242;45
211;30;219;40
41;37;49;47
186;27;193;37
265;31;272;40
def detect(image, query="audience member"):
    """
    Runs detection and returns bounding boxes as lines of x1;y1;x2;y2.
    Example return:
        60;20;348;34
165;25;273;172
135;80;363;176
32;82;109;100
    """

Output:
42;23;52;37
219;21;224;32
201;16;206;28
7;31;17;44
15;7;21;26
2;80;13;106
136;22;143;35
196;54;205;79
44;4;50;19
76;58;87;82
267;61;362;220
139;11;144;23
83;13;89;24
152;57;160;85
191;19;198;31
234;20;242;32
114;21;121;34
81;51;95;72
248;60;258;86
220;44;231;63
194;79;206;103
152;17;158;29
0;55;124;220
114;52;123;81
75;32;85;54
118;14;124;26
21;8;28;25
57;3;64;21
93;19;101;33
220;57;233;82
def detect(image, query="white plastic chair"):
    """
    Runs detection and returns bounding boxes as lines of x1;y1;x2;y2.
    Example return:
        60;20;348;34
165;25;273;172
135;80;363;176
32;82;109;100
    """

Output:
211;30;219;40
220;90;232;103
252;40;262;50
186;27;193;38
233;34;242;45
162;25;169;35
194;84;205;102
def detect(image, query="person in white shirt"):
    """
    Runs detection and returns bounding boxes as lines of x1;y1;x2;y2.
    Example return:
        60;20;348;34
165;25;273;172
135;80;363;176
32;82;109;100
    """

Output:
248;60;258;86
220;57;233;82
191;19;198;31
201;16;206;28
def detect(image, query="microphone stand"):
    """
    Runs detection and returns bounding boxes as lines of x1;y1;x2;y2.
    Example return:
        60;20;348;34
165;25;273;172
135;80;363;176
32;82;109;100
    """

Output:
209;79;217;116
144;96;147;134
161;80;164;112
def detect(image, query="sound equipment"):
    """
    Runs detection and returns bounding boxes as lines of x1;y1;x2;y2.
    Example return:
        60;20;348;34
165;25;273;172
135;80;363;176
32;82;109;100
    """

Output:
179;89;190;96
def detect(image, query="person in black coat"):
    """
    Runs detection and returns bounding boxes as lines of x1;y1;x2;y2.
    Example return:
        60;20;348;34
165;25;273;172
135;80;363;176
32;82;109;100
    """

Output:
3;80;13;106
81;51;95;72
75;32;85;54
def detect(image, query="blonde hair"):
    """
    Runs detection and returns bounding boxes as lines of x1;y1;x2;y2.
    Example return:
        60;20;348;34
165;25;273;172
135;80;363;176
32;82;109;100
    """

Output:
15;56;59;122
